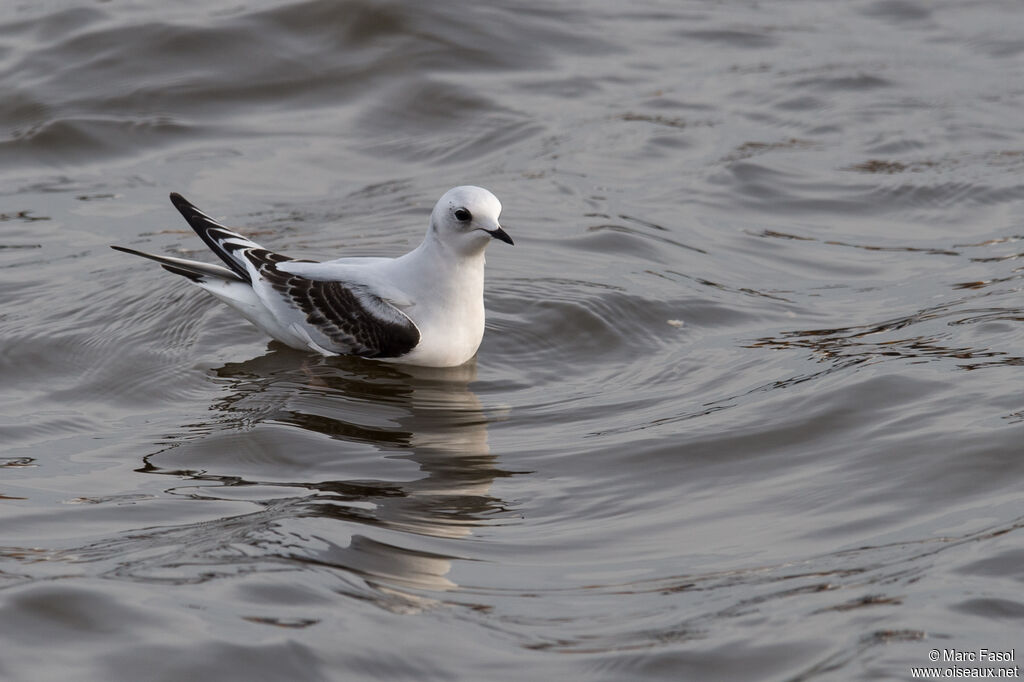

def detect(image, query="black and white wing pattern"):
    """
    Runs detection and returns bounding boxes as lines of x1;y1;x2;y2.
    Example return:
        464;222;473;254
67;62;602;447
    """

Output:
246;249;421;358
110;193;261;285
109;245;244;283
169;192;262;282
115;192;422;359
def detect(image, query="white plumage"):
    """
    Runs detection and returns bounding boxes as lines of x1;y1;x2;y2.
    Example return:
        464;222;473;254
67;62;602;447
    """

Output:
112;186;513;367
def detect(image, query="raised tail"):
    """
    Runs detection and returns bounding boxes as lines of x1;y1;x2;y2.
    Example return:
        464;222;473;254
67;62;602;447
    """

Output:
168;192;262;282
110;245;245;283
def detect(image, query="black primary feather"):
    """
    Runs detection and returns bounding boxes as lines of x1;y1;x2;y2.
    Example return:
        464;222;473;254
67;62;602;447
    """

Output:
109;245;243;283
168;192;255;282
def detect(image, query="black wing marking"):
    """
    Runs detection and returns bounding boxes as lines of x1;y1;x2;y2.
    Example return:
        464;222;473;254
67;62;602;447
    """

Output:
110;245;244;283
247;249;420;358
169;192;260;283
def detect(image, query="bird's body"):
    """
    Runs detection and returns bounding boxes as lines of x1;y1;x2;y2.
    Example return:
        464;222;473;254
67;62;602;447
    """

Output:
112;187;512;367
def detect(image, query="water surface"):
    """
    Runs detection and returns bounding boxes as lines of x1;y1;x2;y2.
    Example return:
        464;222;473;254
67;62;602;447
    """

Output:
2;1;1023;680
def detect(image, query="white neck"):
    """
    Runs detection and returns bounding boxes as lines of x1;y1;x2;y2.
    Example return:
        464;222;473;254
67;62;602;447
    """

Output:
390;230;487;366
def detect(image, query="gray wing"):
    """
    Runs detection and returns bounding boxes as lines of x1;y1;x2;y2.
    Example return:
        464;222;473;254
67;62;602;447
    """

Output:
246;249;421;358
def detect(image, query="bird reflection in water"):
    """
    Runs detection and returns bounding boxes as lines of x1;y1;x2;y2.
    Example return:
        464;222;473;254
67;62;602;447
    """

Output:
136;345;519;612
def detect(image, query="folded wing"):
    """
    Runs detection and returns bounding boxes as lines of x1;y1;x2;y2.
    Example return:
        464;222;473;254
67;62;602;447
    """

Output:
113;193;421;359
246;249;421;358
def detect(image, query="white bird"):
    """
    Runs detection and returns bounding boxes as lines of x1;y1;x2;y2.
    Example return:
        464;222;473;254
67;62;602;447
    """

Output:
111;187;513;367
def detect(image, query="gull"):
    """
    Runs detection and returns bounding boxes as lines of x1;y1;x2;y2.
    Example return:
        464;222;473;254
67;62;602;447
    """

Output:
111;187;513;367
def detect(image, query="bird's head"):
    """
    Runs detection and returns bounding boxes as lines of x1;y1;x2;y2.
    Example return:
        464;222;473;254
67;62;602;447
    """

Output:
430;186;513;255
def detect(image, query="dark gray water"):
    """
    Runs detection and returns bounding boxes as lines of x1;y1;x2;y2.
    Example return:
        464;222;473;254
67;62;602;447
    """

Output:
2;1;1023;680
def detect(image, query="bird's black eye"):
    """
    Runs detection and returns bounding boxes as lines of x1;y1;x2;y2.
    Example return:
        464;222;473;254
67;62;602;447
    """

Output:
454;208;472;222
